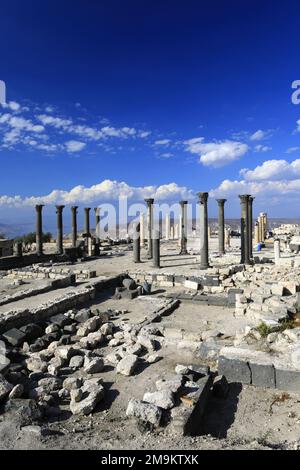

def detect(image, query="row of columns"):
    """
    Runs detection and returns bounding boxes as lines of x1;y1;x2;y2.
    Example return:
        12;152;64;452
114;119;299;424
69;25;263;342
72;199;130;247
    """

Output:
35;205;100;255
140;193;255;268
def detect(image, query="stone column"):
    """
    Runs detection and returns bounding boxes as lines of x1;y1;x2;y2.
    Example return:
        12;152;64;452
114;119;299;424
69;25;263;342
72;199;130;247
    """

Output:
179;200;188;255
216;199;226;255
94;207;100;239
71;206;78;248
152;230;160;268
239;195;251;265
197;192;209;270
274;239;280;265
254;221;260;245
225;227;231;248
56;205;64;254
165;213;170;241
144;198;154;259
35;204;44;256
140;213;145;247
133;222;141;263
174;223;179;239
248;196;254;258
84;208;91;237
170;226;174;240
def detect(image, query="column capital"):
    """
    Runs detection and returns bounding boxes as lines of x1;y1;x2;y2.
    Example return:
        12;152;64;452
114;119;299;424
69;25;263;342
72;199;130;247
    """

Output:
94;207;100;214
248;196;255;203
55;205;65;212
197;192;209;204
179;200;188;207
35;204;44;211
216;198;227;206
71;206;78;212
144;198;154;206
84;207;91;212
239;194;250;203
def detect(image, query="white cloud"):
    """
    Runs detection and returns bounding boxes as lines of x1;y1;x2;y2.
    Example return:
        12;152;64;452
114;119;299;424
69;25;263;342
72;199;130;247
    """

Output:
250;129;273;141
184;137;248;167
154;139;171;146
0;180;193;207
254;144;272;152
286;146;300;154
65;140;86;153
240;159;300;181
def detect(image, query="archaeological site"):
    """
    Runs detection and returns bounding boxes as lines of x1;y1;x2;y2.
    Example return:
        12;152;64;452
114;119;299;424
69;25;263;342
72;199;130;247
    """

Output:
0;194;300;452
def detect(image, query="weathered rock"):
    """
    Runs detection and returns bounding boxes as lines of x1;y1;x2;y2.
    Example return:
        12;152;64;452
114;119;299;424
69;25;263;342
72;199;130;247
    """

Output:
137;335;156;351
3;328;26;347
54;346;77;361
116;354;139;376
38;377;62;393
146;353;162;364
79;332;103;349
74;309;91;323
69;355;84;369
25;356;48;373
45;324;59;335
70;388;82;403
77;317;100;337
19;324;44;341
126;398;162;427
9;383;24;399
20;425;42;438
69;379;104;415
105;351;122;365
143;390;175;409
63;377;82;391
100;323;114;336
156;375;183;394
175;364;190;375
0;374;13;401
201;329;222;341
84;357;104;374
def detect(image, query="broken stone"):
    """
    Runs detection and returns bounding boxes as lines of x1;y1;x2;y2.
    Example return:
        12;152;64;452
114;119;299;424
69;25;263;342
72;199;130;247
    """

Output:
105;351;122;365
69;380;104;415
126;398;162;427
2;328;26;347
25;356;48;373
69;355;84;369
0;374;13;401
146;353;162;364
116;354;138;376
156;375;183;394
9;383;24;399
123;278;136;290
175;364;190;375
63;377;82;391
70;388;82;403
100;323;114;336
77;317;100;337
84;357;104;374
79;332;104;349
143;390;175;410
45;324;59;335
38;377;62;393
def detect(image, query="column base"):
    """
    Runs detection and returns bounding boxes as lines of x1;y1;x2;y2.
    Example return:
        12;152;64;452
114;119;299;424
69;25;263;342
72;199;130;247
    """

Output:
199;264;210;270
179;249;188;255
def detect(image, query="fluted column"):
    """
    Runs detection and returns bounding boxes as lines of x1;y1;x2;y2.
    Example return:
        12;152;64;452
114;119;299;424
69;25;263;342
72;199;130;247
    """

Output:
35;205;44;256
197;192;209;269
248;196;254;259
56;205;64;254
216;199;226;255
84;207;91;237
239;195;250;265
179;200;188;255
71;206;78;248
144;198;154;259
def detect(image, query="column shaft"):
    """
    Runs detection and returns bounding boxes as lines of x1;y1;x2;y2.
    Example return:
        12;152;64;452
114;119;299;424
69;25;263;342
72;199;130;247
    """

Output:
84;208;91;237
197;192;209;269
179;201;188;254
133;222;141;263
56;205;64;254
152;230;160;268
239;195;251;264
35;205;44;256
71;206;78;248
216;199;226;255
144;198;154;259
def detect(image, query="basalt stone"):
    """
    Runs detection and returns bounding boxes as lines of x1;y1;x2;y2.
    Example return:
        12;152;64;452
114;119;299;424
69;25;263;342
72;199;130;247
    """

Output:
218;355;251;384
49;314;72;328
19;324;44;341
250;361;275;389
2;328;26;347
74;309;92;323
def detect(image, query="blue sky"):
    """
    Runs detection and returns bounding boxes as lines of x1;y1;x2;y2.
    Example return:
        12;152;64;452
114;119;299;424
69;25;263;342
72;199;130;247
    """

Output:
1;0;300;232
